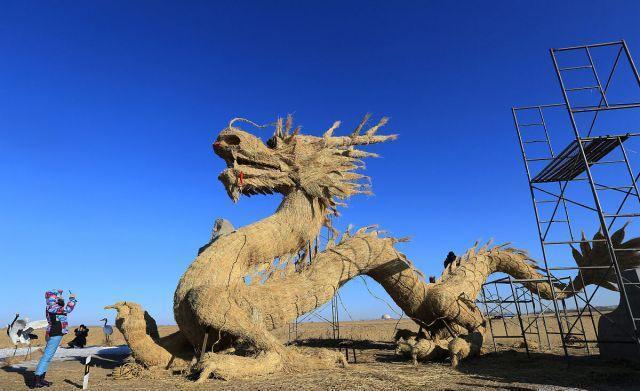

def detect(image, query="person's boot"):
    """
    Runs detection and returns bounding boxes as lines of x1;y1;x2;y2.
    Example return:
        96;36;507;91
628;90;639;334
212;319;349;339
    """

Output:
40;373;52;387
30;374;45;389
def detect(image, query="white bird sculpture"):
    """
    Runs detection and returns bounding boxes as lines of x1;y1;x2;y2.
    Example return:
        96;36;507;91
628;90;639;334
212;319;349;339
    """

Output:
100;318;113;346
6;313;48;359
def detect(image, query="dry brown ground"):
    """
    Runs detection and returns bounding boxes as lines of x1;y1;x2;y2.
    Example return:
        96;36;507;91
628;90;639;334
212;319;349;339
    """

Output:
1;319;639;391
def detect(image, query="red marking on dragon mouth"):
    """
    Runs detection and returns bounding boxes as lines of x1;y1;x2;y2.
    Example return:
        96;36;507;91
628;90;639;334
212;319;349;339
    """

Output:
238;171;244;186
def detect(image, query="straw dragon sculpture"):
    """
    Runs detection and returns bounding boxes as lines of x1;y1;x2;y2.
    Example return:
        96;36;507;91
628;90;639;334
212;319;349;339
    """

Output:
107;115;640;381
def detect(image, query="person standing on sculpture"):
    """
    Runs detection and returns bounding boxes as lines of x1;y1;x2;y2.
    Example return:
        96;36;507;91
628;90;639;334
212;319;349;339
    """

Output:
443;251;456;269
198;218;235;255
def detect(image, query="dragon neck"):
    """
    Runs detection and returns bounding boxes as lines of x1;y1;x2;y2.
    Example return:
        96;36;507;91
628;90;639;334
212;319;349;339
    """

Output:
175;190;326;301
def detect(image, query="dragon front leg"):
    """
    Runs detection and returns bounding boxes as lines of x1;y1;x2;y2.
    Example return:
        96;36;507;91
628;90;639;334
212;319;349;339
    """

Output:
105;302;193;369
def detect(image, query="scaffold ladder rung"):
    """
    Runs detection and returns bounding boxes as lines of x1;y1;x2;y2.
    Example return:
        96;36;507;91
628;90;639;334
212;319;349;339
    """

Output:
597;185;634;189
589;160;626;165
559;65;594;71
604;213;640;218
565;85;600;92
543;239;606;245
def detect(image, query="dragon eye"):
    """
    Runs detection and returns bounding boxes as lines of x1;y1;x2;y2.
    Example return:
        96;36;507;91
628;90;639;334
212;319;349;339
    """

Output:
222;134;241;146
266;136;278;149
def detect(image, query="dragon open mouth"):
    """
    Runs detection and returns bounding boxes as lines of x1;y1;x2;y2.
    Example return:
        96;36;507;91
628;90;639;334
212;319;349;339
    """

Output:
213;129;289;202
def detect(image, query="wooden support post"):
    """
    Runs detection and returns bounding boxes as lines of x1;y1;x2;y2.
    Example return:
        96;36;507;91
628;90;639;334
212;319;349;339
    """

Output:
200;327;211;361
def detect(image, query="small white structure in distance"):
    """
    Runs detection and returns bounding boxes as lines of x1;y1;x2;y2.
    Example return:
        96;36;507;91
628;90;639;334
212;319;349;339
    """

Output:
381;314;393;320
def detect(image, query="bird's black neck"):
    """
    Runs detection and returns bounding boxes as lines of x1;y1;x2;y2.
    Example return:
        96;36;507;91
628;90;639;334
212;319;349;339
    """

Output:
7;314;19;337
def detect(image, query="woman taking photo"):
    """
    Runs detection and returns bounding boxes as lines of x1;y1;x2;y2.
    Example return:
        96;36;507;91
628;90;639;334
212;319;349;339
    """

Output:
31;289;77;388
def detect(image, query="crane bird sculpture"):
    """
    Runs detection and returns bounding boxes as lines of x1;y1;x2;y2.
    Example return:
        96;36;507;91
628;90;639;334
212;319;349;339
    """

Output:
100;318;113;346
106;115;640;381
6;313;48;359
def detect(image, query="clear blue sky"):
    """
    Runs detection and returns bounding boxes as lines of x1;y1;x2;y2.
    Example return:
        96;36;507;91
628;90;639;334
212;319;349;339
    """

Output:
2;1;639;326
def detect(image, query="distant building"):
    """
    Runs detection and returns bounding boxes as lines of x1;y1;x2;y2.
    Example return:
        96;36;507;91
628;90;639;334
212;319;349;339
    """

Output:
381;314;392;320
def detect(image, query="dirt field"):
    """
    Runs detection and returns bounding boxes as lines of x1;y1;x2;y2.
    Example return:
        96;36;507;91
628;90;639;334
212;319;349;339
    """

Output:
1;319;639;390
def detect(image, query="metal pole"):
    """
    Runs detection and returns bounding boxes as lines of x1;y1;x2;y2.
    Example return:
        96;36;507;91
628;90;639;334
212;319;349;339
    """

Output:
586;46;623;137
331;295;340;341
585;47;609;107
560;298;572;346
541;182;572;241
495;283;509;336
509;278;530;356
527;286;543;349
538;106;575;241
513;108;571;357
536;284;553;350
622;40;640;88
519;285;542;350
578;269;599;341
481;285;498;352
617;137;640;206
569;277;591;354
554;41;624;52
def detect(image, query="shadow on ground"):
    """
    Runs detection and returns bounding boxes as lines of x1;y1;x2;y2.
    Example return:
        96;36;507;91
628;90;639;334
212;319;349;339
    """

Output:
456;349;640;391
71;353;130;370
0;365;31;388
288;338;393;350
64;378;83;389
295;339;640;390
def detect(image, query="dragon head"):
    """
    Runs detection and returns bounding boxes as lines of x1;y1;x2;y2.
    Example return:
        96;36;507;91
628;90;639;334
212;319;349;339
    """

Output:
213;115;397;215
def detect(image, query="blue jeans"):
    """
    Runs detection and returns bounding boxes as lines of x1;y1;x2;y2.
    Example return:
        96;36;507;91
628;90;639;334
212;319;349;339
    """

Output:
35;335;62;375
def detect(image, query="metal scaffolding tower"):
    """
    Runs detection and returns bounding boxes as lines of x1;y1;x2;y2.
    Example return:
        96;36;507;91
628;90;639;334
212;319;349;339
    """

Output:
500;40;640;358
